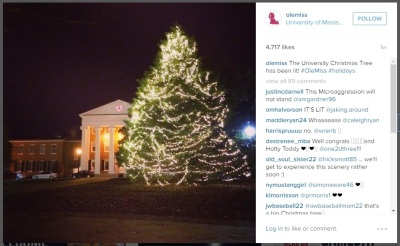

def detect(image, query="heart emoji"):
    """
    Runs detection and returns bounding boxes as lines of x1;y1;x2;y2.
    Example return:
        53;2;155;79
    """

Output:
332;193;337;197
338;193;342;197
356;183;360;186
301;146;306;150
310;147;314;150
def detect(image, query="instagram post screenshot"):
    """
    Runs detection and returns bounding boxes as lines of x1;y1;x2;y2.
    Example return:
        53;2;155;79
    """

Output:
1;0;398;245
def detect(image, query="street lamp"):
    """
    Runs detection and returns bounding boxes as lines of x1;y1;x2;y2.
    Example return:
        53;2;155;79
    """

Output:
244;125;256;138
76;148;82;172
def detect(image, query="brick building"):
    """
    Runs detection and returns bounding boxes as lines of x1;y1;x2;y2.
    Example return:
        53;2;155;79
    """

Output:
9;139;80;178
8;99;130;178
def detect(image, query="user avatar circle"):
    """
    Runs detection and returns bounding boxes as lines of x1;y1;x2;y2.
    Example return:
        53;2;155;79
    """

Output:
266;11;281;27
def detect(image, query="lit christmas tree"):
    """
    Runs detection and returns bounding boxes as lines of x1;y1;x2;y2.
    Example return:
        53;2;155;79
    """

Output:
116;26;250;185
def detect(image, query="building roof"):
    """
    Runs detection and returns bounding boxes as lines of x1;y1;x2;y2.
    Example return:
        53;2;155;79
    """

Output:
9;139;81;144
79;99;130;117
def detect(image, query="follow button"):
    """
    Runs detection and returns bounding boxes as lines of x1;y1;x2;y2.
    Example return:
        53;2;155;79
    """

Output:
353;12;387;25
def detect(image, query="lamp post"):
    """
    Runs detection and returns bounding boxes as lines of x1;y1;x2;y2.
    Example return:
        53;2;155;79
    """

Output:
243;124;256;138
76;148;82;172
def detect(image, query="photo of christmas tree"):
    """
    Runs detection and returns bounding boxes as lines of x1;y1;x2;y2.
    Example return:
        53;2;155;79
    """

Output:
116;26;252;185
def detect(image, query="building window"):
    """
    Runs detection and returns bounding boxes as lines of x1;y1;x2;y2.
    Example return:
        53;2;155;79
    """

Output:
29;144;35;155
104;160;109;171
27;161;33;171
104;139;109;152
38;160;45;171
40;144;46;154
51;144;57;154
16;161;22;171
91;141;95;152
17;145;24;155
50;160;56;172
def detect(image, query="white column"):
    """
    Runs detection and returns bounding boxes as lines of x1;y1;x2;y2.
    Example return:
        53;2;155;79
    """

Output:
85;127;91;170
108;126;115;174
80;126;88;171
95;126;101;174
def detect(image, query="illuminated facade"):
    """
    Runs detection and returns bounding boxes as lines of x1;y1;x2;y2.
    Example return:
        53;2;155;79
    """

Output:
79;99;130;175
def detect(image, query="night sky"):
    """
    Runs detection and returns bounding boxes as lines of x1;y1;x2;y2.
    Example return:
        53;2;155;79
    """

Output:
3;3;255;140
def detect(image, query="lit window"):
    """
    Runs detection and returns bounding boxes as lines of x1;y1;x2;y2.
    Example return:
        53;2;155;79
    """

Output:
29;144;35;155
51;144;57;154
17;145;24;155
91;141;95;152
104;139;109;152
40;144;46;154
92;127;100;134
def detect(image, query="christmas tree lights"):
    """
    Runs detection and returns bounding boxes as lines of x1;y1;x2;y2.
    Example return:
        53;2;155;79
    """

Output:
116;26;250;185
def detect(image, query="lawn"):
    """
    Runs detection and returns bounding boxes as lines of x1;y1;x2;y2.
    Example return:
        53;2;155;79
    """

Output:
4;178;255;223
